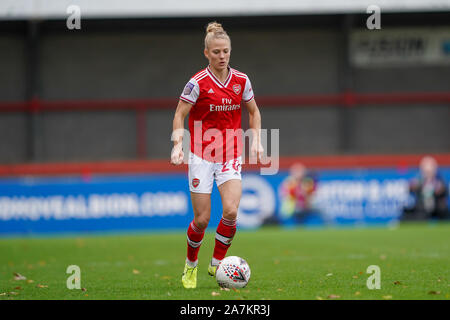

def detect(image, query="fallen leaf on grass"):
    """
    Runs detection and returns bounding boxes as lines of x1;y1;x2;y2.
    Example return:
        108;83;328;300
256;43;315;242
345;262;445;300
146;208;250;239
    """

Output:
220;287;230;291
327;294;341;299
9;292;19;295
354;291;361;296
81;288;87;292
75;238;85;248
428;291;441;295
36;284;48;288
0;293;7;296
316;296;324;300
393;281;402;285
211;291;220;297
231;288;240;293
161;275;172;280
13;273;26;281
26;280;34;284
382;295;392;300
14;287;22;290
132;269;140;274
326;273;333;277
352;275;359;279
276;288;283;292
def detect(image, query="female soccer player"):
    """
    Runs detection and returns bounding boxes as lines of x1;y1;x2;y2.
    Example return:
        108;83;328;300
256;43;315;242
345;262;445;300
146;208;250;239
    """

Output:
170;22;264;289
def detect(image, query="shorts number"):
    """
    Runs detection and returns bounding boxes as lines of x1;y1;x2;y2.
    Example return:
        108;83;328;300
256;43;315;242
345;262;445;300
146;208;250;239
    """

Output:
222;160;240;173
221;161;230;172
232;159;240;172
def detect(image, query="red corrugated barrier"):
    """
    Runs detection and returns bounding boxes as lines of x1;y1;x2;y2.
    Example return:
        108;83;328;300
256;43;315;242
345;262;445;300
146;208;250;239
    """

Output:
0;153;449;177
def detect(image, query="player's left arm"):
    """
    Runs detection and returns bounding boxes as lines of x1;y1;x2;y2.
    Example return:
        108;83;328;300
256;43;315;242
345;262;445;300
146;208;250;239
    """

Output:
244;98;264;163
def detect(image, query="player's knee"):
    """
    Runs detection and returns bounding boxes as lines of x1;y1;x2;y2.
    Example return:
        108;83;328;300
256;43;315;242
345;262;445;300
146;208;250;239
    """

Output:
222;207;238;221
195;215;210;230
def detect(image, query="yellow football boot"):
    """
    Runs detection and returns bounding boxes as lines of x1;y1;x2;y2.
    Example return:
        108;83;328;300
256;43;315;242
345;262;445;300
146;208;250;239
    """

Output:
207;263;217;277
181;263;198;289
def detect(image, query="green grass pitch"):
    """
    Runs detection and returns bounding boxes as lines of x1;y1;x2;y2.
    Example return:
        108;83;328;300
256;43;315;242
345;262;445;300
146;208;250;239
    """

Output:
0;222;449;300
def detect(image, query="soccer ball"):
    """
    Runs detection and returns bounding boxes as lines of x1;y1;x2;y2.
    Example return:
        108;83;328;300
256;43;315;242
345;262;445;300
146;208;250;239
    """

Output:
215;256;251;289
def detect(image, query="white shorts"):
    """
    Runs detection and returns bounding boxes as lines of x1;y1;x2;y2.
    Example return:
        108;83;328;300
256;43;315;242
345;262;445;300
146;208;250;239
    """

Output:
188;152;242;194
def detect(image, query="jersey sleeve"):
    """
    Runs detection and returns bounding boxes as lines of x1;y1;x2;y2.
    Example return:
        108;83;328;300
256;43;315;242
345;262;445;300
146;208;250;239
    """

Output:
242;76;254;102
180;78;200;105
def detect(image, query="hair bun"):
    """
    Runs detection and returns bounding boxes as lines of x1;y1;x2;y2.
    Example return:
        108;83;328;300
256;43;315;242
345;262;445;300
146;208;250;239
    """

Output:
204;21;230;49
206;22;224;34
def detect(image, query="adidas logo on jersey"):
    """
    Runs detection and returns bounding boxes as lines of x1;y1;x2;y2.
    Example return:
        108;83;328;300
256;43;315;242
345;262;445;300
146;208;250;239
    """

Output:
208;88;214;94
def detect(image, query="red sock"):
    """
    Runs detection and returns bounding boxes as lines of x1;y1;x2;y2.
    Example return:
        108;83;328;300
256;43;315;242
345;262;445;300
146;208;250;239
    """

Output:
213;217;237;261
186;220;205;265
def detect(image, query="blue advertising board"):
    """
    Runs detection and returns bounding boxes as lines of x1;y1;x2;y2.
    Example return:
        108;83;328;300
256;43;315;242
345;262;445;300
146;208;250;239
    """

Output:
0;167;449;235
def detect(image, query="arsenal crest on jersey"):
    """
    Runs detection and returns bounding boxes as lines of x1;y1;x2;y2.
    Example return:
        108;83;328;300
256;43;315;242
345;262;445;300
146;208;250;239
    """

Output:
232;84;241;95
192;178;200;188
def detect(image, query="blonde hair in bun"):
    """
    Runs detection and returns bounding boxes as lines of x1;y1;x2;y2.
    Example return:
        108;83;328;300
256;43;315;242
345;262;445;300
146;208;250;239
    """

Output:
204;21;231;49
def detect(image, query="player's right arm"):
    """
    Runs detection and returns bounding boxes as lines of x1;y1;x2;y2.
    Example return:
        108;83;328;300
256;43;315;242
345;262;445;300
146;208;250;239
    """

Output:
170;99;193;165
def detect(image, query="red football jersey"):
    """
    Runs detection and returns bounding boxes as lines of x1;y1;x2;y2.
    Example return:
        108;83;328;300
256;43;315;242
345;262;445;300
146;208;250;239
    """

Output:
180;66;254;163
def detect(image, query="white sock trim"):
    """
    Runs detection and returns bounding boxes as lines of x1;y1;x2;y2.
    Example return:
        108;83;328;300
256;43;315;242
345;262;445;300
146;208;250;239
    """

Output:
186;258;198;268
211;257;221;266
